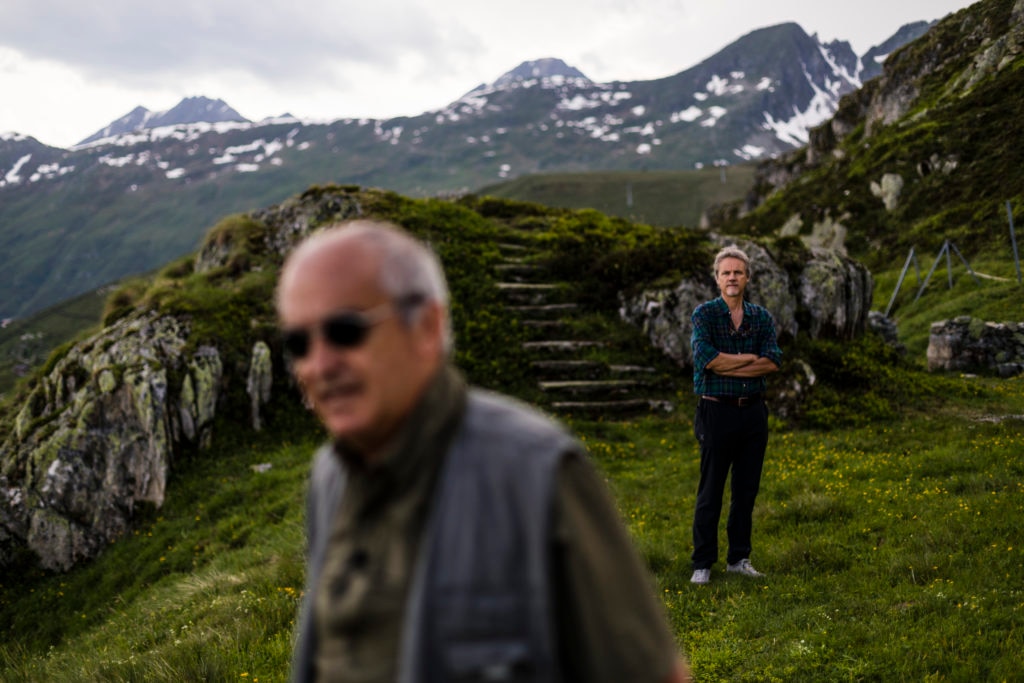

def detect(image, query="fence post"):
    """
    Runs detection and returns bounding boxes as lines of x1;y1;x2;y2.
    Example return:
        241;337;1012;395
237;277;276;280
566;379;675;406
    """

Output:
915;241;950;302
885;246;916;317
946;243;954;290
948;242;981;284
1008;201;1022;284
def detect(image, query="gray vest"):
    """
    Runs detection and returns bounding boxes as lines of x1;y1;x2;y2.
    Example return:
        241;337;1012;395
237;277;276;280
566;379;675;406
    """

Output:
292;389;579;683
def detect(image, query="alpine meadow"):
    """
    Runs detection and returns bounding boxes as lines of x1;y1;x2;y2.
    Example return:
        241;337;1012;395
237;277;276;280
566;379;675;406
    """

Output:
3;0;1024;681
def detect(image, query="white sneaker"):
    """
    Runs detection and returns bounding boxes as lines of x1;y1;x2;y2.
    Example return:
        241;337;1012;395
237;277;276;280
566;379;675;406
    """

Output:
726;559;765;578
690;568;711;585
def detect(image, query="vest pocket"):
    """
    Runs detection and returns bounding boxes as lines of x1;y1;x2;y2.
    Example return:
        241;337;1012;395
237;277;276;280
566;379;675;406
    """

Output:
436;590;539;681
445;639;535;681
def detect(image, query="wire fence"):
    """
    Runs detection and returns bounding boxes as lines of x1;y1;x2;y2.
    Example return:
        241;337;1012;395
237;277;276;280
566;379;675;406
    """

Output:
884;201;1021;317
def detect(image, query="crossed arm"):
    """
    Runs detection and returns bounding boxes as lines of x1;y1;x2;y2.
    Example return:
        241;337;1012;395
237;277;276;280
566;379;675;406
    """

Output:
706;352;779;378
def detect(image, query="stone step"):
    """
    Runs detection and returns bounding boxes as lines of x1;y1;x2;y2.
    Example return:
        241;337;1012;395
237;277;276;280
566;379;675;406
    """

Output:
521;320;567;329
497;242;533;253
522;341;605;353
539;380;645;397
506;303;580;319
608;364;658;374
497;283;566;305
496;282;557;291
550;399;675;415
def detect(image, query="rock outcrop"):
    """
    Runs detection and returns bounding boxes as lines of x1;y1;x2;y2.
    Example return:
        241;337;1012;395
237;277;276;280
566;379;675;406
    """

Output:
927;316;1024;377
0;314;225;570
619;238;874;368
0;186;374;572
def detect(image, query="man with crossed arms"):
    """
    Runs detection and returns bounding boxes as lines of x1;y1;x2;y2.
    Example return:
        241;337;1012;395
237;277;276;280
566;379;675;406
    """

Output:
689;245;782;586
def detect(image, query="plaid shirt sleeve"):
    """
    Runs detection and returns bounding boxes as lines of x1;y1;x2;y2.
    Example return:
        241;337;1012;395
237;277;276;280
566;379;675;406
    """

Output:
753;304;783;368
690;300;725;377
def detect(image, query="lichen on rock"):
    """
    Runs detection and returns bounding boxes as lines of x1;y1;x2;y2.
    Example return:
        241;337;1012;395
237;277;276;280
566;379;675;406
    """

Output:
0;313;202;570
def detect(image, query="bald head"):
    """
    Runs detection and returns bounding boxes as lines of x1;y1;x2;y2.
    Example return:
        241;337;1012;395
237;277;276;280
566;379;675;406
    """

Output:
275;220;453;454
278;220;452;351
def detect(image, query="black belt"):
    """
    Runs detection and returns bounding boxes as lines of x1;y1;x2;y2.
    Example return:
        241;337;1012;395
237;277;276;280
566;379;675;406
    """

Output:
702;394;763;407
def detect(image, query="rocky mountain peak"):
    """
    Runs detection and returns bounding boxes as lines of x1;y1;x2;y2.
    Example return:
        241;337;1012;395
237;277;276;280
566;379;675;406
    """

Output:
465;57;591;96
860;20;935;81
498;57;589;83
77;96;249;147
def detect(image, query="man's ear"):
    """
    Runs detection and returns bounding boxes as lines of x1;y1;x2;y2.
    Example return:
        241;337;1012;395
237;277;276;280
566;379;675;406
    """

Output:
413;301;446;358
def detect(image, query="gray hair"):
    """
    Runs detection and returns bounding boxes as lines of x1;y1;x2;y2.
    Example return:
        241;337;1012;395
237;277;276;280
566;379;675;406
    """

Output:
713;245;751;278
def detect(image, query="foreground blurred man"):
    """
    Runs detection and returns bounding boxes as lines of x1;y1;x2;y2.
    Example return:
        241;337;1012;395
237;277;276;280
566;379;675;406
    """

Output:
689;246;782;585
277;219;691;683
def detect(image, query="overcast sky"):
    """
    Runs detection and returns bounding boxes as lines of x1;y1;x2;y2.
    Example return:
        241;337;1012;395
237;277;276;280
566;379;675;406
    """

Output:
0;0;979;148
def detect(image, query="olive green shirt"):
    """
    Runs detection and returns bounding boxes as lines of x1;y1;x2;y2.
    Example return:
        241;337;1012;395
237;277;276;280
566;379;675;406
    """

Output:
313;367;678;682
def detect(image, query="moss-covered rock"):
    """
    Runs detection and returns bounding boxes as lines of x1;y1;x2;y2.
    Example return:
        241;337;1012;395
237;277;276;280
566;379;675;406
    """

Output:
621;238;872;364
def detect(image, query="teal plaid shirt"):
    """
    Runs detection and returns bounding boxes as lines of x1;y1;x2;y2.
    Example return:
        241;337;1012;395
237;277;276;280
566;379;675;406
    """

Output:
690;297;782;396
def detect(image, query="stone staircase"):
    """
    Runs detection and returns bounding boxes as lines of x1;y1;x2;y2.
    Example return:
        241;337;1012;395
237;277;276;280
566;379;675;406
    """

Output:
494;238;675;418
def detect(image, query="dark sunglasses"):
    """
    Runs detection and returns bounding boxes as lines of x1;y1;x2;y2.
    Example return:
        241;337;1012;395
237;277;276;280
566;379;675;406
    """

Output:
282;302;394;359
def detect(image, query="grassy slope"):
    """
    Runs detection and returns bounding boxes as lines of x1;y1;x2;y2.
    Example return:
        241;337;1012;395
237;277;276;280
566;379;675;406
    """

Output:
2;378;1022;682
477;166;756;230
600;380;1024;682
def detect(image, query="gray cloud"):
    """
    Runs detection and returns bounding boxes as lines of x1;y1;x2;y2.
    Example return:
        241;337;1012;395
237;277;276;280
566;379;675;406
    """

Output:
0;0;481;88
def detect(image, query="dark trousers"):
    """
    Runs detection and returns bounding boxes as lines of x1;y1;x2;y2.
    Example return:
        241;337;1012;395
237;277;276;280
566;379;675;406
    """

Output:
691;398;769;569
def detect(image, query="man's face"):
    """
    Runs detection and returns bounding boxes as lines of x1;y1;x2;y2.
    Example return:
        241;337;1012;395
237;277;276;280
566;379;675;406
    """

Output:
277;237;441;456
716;257;749;299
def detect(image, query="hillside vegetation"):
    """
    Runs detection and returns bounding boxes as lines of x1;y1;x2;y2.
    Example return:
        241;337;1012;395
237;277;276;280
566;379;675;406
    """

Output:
2;183;1023;681
715;0;1024;275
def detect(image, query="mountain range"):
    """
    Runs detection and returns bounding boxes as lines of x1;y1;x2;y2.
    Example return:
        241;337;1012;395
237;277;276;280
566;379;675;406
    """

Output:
0;19;933;322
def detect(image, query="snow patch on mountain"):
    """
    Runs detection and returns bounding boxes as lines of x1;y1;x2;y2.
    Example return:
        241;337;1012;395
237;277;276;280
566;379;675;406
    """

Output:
76;120;256;150
701;106;729;128
818;45;863;88
30;162;75;182
1;154;32;187
706;74;745;96
672;107;704;123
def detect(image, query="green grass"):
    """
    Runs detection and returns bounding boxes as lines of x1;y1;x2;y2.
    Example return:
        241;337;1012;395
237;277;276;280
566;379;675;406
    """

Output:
477;166;756;229
573;375;1024;682
3;374;1023;682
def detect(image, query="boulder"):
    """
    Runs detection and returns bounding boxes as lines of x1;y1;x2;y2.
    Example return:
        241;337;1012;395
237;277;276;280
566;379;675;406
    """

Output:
0;314;196;570
619;238;873;418
620;237;873;364
927;316;1024;376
